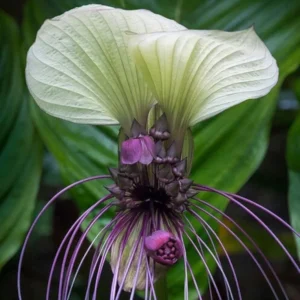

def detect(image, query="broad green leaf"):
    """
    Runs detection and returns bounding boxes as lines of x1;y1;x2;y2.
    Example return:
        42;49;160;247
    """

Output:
287;113;300;258
287;113;300;172
22;0;300;298
30;104;117;211
0;11;43;269
0;12;22;146
292;77;300;102
288;171;300;258
218;218;297;258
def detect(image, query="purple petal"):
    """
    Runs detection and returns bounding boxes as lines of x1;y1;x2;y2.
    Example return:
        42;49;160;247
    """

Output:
144;230;172;251
142;136;155;157
121;138;142;165
139;136;155;165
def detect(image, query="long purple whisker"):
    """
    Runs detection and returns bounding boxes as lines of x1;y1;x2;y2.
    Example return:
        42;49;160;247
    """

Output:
46;197;112;300
110;214;141;300
229;192;300;238
60;197;114;300
116;215;149;299
190;204;281;300
62;198;115;299
128;234;146;300
186;259;203;300
110;214;144;300
193;197;289;300
165;217;191;300
143;214;152;300
84;213;132;298
185;215;241;300
194;185;300;273
146;258;157;300
182;230;223;300
88;211;130;279
186;214;230;300
47;209;89;299
145;266;149;300
93;213;142;300
190;221;214;300
186;215;237;298
197;185;300;239
17;175;110;300
184;227;233;300
88;218;132;300
184;216;214;299
110;236;126;299
67;218;116;300
88;230;118;299
53;197;113;300
84;215;131;299
134;217;151;300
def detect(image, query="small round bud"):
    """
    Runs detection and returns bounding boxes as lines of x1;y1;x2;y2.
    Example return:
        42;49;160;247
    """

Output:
172;157;179;163
166;156;173;163
150;127;171;141
145;230;183;265
162;131;170;140
154;156;164;164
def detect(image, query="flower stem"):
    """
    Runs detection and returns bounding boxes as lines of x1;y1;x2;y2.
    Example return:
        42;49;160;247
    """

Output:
154;275;168;300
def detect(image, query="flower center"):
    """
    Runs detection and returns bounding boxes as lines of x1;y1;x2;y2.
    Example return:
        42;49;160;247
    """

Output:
145;230;183;265
108;114;198;214
108;162;198;214
131;185;171;211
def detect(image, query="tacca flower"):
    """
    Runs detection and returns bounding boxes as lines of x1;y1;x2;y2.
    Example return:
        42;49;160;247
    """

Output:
18;4;299;300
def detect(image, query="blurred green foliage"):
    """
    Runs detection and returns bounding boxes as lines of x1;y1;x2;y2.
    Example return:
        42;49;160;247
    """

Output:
287;98;300;258
0;12;42;269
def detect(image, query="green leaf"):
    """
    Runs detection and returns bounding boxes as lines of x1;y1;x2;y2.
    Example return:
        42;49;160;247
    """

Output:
30;104;117;211
218;218;297;259
287;113;300;258
22;0;300;297
0;11;43;269
287;113;300;172
0;13;22;146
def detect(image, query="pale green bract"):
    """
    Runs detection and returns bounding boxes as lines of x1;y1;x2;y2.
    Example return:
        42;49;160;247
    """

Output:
26;5;184;132
26;4;278;133
127;28;278;132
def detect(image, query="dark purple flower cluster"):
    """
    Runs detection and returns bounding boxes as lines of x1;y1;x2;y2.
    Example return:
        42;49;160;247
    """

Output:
18;115;299;300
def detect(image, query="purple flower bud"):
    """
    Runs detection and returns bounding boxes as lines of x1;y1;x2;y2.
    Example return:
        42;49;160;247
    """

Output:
145;230;183;265
139;136;155;164
121;135;155;165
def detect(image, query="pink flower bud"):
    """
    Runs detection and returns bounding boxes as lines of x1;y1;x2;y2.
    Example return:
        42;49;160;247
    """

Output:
145;230;183;265
121;135;155;165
